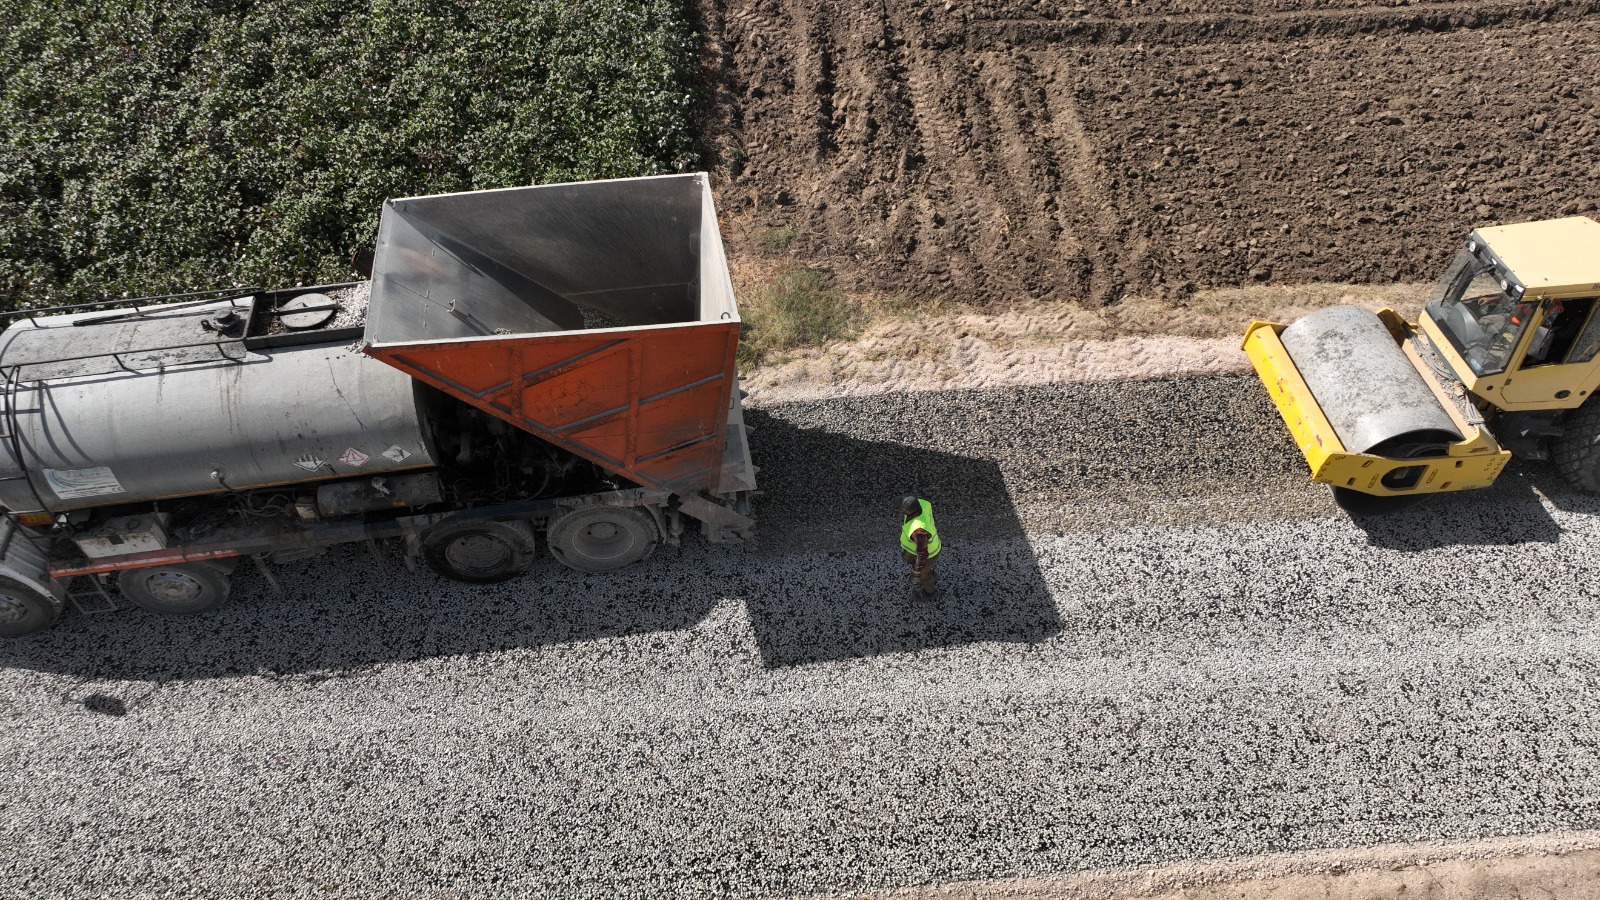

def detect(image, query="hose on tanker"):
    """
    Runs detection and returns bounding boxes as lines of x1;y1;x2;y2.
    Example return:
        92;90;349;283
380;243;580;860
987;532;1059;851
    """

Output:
234;492;294;520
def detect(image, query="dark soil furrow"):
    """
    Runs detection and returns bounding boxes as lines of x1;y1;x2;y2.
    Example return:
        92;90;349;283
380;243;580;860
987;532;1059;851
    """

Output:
968;0;1600;49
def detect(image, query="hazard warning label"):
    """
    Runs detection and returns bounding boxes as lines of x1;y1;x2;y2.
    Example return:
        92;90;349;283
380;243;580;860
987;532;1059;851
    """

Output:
338;447;371;468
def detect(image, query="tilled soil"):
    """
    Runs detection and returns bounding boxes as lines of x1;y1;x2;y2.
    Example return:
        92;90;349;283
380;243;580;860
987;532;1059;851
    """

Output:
4;377;1600;898
704;0;1600;303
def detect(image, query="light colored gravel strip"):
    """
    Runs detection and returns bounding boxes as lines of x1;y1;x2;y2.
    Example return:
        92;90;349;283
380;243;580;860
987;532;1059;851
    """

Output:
740;282;1431;405
745;334;1248;405
822;834;1600;899
2;377;1598;899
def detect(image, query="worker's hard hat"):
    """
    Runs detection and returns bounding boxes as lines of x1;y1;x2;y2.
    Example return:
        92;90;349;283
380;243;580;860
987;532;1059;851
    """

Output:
901;496;921;515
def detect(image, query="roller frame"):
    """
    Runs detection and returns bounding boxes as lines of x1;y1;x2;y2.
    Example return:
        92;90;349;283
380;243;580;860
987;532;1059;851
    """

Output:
1242;309;1512;497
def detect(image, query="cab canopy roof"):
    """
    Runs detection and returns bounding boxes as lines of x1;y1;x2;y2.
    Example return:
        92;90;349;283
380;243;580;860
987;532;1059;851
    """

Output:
1472;216;1600;294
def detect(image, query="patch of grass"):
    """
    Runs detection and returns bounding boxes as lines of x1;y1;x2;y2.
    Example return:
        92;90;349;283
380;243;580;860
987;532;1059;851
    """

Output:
737;266;862;367
750;225;799;252
0;0;699;307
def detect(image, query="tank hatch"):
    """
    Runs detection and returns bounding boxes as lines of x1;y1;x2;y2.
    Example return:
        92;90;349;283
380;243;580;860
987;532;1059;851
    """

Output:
0;297;259;382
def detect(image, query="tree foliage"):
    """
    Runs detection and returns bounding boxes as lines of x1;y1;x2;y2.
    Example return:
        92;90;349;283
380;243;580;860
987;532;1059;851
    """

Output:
0;0;699;306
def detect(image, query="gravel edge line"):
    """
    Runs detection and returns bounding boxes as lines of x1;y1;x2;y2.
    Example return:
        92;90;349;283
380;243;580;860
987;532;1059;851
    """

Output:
808;830;1600;899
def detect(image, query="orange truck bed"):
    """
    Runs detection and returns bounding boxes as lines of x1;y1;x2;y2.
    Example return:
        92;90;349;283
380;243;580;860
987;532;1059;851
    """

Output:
361;174;755;535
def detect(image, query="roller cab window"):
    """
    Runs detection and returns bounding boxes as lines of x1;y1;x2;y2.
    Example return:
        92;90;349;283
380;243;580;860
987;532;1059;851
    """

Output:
1425;249;1530;376
1521;297;1599;368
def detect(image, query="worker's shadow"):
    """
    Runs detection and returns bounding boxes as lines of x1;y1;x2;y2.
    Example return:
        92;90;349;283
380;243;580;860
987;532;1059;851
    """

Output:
1348;462;1563;551
739;408;1062;668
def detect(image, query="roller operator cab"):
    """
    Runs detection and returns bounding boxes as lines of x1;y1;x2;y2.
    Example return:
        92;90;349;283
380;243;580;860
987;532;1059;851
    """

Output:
1244;215;1600;513
0;174;757;638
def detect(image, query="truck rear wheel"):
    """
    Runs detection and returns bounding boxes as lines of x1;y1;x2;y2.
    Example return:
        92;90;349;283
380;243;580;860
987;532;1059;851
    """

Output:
1554;402;1600;492
0;575;64;637
421;519;537;583
117;563;232;616
547;507;658;573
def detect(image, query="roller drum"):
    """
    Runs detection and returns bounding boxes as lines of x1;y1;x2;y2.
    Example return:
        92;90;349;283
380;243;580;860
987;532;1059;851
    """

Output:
1278;306;1460;455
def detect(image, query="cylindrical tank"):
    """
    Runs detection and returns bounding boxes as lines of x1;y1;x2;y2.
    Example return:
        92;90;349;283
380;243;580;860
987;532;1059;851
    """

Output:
0;311;437;513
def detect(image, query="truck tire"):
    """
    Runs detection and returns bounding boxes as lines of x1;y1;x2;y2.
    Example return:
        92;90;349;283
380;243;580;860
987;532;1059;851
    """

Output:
1554;402;1600;492
421;519;537;584
117;563;232;616
0;575;64;637
547;507;658;573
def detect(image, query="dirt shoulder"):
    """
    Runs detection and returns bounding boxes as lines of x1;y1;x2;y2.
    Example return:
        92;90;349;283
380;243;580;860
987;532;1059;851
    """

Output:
808;831;1600;900
743;281;1425;404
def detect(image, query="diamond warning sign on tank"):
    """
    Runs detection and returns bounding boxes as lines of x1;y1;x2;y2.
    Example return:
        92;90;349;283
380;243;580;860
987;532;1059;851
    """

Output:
293;454;326;472
381;445;412;463
338;447;371;468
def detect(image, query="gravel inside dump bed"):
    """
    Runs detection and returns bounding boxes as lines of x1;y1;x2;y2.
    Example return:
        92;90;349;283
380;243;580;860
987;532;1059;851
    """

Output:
325;281;370;330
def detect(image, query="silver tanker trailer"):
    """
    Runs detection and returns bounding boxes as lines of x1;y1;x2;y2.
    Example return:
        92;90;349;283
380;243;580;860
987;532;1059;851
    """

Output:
0;174;756;636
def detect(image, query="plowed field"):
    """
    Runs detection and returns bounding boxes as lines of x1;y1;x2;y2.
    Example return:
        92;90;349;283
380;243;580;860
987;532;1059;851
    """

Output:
703;0;1600;304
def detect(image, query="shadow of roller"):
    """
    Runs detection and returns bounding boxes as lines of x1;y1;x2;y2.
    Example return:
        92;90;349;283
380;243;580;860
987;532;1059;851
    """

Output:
1348;461;1562;551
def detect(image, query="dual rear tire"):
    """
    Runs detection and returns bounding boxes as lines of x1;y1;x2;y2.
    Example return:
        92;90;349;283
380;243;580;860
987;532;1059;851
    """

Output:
420;507;658;583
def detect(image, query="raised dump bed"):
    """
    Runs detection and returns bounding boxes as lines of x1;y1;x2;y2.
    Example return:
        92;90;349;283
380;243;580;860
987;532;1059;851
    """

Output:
361;173;755;534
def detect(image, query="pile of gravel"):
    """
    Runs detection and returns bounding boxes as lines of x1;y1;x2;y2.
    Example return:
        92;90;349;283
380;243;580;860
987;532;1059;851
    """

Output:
325;282;371;330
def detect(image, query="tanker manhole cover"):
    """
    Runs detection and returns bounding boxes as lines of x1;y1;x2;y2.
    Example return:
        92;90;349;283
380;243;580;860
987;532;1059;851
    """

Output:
277;292;338;330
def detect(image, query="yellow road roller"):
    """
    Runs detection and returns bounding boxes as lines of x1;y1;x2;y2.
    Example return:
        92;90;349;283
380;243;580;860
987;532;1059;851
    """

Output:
1244;215;1600;511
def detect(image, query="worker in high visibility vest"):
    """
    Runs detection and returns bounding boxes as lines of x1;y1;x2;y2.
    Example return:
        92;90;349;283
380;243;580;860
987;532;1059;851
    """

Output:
900;496;941;597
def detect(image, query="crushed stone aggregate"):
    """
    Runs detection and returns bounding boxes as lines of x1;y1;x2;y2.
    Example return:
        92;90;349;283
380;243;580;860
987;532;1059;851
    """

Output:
3;375;1600;898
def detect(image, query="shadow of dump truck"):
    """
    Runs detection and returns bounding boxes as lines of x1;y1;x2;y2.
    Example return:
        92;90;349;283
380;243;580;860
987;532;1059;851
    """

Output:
741;406;1062;667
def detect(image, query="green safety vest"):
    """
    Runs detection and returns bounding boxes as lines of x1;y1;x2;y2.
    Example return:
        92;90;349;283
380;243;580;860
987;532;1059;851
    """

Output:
900;499;941;556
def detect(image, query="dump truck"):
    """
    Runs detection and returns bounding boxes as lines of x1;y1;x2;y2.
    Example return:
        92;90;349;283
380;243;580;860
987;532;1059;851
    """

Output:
1244;215;1600;512
0;173;756;637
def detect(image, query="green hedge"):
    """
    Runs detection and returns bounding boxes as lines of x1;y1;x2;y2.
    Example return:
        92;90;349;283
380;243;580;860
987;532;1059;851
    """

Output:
0;0;699;307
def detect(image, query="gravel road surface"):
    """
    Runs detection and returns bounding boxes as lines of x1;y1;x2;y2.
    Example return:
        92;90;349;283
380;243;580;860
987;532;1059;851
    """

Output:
4;374;1600;898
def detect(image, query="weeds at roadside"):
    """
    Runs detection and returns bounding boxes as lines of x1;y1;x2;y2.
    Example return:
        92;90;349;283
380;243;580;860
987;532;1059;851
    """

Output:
750;225;799;252
736;266;863;367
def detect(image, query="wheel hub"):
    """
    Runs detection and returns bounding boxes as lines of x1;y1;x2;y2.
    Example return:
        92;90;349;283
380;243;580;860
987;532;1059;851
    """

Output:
0;593;29;625
144;572;204;604
446;534;511;572
575;519;634;560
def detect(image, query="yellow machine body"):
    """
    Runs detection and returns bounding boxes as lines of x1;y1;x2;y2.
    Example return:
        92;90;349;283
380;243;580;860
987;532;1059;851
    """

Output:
1243;314;1511;497
1243;215;1600;499
1419;217;1600;412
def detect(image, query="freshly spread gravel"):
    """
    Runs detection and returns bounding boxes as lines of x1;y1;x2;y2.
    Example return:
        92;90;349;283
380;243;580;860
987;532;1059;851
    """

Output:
4;374;1600;898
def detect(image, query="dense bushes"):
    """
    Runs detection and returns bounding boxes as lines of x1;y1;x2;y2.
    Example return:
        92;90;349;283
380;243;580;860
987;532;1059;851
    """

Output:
0;0;699;307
